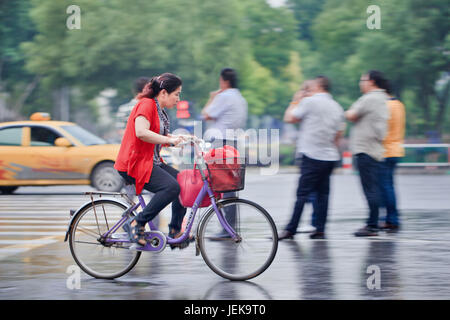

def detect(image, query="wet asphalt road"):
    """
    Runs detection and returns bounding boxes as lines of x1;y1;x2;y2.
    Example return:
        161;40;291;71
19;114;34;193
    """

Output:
0;169;449;300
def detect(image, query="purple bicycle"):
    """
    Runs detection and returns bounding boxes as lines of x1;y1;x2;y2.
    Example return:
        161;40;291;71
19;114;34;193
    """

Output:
65;137;278;281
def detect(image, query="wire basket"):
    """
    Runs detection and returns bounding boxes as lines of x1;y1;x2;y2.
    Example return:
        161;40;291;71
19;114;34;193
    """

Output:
206;157;246;193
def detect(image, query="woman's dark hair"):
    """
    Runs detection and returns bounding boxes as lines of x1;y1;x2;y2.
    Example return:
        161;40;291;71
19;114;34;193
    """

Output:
136;73;182;99
220;68;238;88
367;70;389;91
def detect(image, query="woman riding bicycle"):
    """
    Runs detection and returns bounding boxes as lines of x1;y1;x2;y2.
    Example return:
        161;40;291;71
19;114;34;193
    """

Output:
114;73;189;248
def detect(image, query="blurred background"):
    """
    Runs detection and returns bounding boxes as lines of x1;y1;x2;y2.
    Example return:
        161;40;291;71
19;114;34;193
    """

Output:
1;1;450;299
0;0;449;165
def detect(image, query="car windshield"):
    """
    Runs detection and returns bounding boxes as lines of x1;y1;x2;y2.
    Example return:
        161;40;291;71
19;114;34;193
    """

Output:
61;125;107;146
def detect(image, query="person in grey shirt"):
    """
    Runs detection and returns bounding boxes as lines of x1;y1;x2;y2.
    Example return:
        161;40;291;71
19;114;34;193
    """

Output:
346;70;390;237
201;68;248;239
202;68;248;142
279;76;345;240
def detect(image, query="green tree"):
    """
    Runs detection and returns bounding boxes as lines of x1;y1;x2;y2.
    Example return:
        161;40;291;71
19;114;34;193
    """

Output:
0;0;38;118
240;0;302;116
287;0;326;43
240;57;277;116
20;0;302;120
308;0;450;137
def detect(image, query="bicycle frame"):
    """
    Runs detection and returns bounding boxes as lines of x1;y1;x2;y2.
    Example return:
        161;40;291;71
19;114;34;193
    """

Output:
100;180;238;248
101;138;239;249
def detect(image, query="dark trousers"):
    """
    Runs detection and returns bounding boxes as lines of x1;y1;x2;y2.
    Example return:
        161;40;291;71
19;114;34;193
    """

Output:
118;163;186;232
295;155;319;228
379;157;400;226
310;193;319;228
285;155;336;234
355;153;381;228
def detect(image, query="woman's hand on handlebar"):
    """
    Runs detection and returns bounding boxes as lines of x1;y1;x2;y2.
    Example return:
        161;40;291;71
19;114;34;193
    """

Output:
166;134;205;148
167;135;185;147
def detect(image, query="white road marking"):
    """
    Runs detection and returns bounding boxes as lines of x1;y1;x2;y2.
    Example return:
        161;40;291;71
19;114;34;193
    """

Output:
0;237;60;260
0;231;66;236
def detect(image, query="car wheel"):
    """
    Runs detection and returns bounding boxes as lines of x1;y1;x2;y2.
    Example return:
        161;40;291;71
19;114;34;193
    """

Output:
91;162;124;192
0;186;19;194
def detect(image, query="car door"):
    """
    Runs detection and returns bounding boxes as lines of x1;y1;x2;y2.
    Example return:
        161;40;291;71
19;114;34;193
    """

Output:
0;126;26;184
19;125;87;181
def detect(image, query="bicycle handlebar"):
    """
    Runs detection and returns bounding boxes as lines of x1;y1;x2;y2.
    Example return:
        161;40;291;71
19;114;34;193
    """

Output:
177;135;205;145
176;135;206;152
171;135;209;167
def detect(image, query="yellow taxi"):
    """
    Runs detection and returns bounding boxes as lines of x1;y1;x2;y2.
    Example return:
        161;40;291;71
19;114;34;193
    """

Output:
0;113;124;194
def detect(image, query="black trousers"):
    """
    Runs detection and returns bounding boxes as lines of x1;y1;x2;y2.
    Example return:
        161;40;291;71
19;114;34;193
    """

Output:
118;163;186;232
355;153;381;227
285;155;336;233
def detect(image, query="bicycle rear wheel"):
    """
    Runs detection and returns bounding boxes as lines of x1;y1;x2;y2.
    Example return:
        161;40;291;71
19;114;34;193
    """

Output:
197;198;278;281
69;199;141;279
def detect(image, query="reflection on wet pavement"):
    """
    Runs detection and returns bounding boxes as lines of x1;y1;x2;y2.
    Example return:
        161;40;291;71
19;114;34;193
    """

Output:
2;212;450;300
1;174;450;299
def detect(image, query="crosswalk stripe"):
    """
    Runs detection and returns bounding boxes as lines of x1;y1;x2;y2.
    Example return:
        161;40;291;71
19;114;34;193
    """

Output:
0;248;29;255
0;231;66;236
0;238;59;245
0;194;156;261
0;219;117;224
0;211;72;214
0;226;67;229
0;220;69;224
0;237;60;260
0;215;71;219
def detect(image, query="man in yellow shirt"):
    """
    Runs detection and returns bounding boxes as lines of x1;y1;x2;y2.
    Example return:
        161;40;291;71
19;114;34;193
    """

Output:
380;81;405;231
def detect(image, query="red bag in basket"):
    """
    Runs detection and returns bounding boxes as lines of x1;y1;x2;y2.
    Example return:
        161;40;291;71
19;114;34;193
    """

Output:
204;146;242;192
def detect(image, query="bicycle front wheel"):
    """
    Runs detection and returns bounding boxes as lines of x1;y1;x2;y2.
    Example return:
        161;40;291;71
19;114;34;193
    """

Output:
197;198;278;281
69;199;141;279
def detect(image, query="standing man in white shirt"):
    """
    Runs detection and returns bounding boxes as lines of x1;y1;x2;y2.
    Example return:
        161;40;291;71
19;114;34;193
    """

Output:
201;68;248;239
279;76;345;240
202;68;248;142
345;70;390;237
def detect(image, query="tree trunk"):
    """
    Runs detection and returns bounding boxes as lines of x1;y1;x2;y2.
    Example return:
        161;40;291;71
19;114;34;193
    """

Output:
0;58;4;91
52;87;70;121
13;75;40;114
421;91;431;131
434;79;450;136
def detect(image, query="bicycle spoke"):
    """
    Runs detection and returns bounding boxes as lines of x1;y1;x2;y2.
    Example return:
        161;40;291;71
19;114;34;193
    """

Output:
198;199;278;281
74;240;101;246
76;226;100;238
69;200;141;279
101;204;109;230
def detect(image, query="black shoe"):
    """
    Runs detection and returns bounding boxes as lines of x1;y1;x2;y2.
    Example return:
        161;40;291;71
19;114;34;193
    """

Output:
168;229;192;250
354;226;379;237
309;232;325;239
380;223;400;232
278;230;295;241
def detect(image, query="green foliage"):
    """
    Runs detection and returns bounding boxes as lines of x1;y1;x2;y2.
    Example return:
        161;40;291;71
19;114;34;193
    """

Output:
1;0;448;137
14;0;302;119
240;57;277;116
279;143;296;165
296;0;450;137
